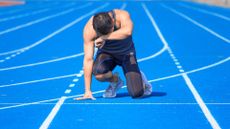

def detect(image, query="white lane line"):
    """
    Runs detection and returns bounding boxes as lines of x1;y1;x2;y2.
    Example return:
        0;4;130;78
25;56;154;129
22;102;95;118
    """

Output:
5;57;11;60
0;3;93;36
137;45;168;62
142;3;221;129
39;96;66;129
178;3;230;21
76;73;82;77
182;73;221;129
0;74;77;88
72;78;79;82
0;3;77;23
64;89;72;94
161;4;230;44
0;3;106;62
0;2;59;16
0;53;84;71
69;84;75;87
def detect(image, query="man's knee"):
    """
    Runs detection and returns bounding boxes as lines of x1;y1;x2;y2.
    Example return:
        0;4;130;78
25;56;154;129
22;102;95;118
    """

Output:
94;71;113;82
130;90;144;98
95;74;106;81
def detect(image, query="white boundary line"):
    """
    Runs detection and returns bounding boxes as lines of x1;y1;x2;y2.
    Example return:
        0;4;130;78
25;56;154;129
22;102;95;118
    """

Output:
142;3;221;129
39;96;66;129
178;3;230;21
0;3;93;36
0;52;84;72
161;4;230;44
0;74;77;88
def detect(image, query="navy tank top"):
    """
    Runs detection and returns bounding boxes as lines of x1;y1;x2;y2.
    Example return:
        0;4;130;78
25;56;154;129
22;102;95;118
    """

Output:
97;10;135;55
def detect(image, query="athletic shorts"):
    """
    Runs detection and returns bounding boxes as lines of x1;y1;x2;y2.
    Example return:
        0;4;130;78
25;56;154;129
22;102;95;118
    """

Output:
92;51;140;75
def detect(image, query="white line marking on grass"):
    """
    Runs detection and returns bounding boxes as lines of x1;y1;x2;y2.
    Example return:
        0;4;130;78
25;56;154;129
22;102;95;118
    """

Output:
161;4;230;44
0;3;92;36
142;3;221;129
178;3;230;21
39;96;66;129
0;53;84;71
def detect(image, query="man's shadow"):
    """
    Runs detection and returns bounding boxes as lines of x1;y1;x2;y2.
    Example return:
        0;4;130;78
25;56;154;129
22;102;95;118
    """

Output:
96;91;167;99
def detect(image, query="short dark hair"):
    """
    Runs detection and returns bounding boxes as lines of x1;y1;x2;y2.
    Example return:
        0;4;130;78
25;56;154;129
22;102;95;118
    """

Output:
93;12;113;35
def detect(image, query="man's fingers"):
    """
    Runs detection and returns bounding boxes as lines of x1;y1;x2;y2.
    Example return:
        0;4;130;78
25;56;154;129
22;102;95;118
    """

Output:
74;96;96;101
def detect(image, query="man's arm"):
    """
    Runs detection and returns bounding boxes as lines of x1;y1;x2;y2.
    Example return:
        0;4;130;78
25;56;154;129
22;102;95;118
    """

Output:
75;18;96;100
102;10;133;40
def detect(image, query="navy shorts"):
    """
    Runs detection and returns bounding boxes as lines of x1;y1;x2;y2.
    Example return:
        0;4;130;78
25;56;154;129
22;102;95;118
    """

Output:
92;51;141;75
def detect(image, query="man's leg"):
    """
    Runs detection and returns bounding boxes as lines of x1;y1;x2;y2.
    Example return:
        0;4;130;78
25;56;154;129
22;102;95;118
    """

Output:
122;52;144;98
92;53;124;98
122;52;152;98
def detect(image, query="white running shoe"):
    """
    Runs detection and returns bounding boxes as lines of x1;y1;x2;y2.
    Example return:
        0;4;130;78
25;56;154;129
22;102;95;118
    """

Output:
103;72;124;98
141;71;152;96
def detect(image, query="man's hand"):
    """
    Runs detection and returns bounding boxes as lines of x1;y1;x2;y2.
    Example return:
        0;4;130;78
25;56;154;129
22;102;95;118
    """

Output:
74;90;96;100
94;36;105;49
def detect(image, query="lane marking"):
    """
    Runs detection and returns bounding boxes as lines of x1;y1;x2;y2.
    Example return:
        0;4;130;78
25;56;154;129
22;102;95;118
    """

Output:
178;3;230;21
0;2;59;16
0;3;107;63
0;53;84;71
0;3;77;23
64;89;71;94
39;96;66;129
72;79;79;82
0;74;77;88
69;84;75;87
161;4;230;44
142;3;221;129
0;4;89;35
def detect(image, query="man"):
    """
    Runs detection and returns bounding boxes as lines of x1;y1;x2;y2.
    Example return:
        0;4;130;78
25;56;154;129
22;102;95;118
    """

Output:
75;9;152;100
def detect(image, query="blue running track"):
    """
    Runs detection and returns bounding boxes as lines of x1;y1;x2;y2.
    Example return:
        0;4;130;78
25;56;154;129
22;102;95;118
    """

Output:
0;0;229;129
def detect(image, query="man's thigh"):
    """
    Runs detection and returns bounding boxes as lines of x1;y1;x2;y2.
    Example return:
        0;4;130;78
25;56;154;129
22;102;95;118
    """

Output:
92;53;117;75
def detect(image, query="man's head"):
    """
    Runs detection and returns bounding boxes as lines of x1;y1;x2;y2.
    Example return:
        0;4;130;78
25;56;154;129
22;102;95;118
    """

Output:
93;12;114;35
